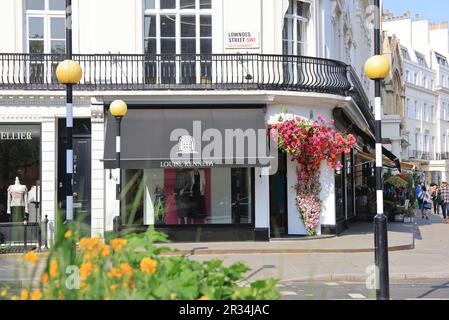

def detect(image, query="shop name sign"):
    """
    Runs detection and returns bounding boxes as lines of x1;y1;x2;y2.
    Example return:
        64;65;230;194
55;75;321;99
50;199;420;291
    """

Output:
225;31;260;49
0;131;32;140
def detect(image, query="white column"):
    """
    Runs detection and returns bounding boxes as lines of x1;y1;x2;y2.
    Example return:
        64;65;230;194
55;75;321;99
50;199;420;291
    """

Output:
91;102;105;238
40;116;57;244
319;161;336;235
255;168;270;231
286;157;307;235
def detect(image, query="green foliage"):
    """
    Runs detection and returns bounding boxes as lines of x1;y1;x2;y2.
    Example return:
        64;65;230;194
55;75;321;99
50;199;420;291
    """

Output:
11;227;281;300
385;176;408;188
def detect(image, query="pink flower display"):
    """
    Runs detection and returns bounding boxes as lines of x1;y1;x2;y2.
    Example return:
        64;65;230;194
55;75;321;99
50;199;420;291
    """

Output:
271;115;356;235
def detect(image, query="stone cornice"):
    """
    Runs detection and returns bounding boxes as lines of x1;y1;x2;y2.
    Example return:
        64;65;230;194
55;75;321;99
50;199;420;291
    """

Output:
0;95;90;106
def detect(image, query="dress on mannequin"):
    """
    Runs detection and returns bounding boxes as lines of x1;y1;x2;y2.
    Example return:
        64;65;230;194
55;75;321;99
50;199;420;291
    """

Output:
7;177;28;222
174;170;191;224
188;169;206;222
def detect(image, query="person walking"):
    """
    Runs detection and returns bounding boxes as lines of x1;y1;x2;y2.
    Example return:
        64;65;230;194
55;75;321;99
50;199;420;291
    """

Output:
415;184;423;212
438;181;449;223
430;183;439;215
421;186;431;220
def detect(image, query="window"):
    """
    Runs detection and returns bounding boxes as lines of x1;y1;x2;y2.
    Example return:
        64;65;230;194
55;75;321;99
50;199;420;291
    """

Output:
443;135;446;154
414;73;418;85
406;99;411;117
401;46;410;60
436;52;448;66
431;105;435;123
423;103;427;122
441;102;447;120
25;0;65;83
144;0;212;84
414;101;418;119
122;168;253;226
406;70;410;83
0;125;41;223
25;0;66;53
416;51;427;67
431;79;434;89
283;0;310;56
423;76;427;88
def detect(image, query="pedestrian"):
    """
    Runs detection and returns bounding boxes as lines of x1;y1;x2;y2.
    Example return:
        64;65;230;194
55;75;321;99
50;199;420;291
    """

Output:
421;186;431;220
430;183;439;215
437;181;449;223
415;184;423;211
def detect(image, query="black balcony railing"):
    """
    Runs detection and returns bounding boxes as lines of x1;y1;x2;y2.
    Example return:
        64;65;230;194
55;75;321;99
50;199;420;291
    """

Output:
437;152;449;160
0;53;373;123
408;150;419;159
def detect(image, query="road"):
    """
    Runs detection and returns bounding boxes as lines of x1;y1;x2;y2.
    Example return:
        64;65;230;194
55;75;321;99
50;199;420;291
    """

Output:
279;279;449;300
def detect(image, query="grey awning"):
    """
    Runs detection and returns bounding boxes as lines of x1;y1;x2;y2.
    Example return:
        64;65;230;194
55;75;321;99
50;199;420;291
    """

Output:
103;108;272;169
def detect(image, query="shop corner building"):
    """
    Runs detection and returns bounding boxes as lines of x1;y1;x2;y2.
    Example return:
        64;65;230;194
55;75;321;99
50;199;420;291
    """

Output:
0;0;390;242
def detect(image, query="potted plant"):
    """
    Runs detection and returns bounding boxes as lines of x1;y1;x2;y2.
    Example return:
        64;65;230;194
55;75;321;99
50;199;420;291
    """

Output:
403;207;415;223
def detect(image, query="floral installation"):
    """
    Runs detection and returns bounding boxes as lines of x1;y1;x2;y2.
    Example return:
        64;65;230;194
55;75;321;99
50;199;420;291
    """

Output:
269;112;356;235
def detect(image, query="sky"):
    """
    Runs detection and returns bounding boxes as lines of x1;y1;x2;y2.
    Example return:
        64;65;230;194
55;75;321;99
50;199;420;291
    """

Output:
383;0;449;23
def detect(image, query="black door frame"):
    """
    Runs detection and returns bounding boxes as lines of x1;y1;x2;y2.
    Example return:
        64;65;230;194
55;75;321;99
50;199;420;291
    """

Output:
57;118;91;228
269;150;288;237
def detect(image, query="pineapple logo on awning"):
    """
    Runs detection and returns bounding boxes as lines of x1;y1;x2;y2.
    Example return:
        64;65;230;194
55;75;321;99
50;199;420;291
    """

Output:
178;135;198;154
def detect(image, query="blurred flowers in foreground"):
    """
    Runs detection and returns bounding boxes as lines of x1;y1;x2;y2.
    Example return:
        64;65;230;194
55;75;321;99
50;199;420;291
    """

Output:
6;225;280;300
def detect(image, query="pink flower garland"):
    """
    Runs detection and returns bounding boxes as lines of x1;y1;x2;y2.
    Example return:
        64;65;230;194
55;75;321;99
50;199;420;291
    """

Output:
271;115;356;235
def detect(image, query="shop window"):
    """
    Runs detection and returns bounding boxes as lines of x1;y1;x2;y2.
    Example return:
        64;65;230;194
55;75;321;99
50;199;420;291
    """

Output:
121;167;253;226
0;125;41;223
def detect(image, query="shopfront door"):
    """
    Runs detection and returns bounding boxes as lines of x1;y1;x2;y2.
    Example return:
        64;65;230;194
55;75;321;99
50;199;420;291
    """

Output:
270;151;288;237
57;119;91;236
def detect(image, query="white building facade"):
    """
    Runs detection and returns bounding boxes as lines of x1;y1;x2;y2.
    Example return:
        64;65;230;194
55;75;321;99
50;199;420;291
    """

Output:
0;0;380;242
383;11;449;184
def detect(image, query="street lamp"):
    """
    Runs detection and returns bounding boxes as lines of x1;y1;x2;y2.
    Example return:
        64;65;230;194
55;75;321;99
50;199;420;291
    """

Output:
364;0;391;301
56;59;83;223
109;100;128;232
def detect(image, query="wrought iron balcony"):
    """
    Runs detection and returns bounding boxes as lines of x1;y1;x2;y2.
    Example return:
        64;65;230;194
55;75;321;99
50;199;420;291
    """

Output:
0;53;373;125
436;152;449;160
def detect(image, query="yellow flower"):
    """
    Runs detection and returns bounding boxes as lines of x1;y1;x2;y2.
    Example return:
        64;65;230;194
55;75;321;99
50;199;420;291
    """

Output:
170;292;177;300
1;288;8;297
109;284;119;291
80;281;88;291
119;263;133;278
57;293;64;300
234;290;241;297
64;230;72;238
20;290;28;300
80;262;94;279
110;239;127;252
140;257;157;274
30;290;42;300
50;259;59;278
23;251;39;264
11;295;19;300
198;295;209;300
101;245;111;257
107;267;122;279
41;272;49;284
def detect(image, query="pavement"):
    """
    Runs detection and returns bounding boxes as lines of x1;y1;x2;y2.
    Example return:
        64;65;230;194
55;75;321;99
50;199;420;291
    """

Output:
158;213;449;283
1;212;448;289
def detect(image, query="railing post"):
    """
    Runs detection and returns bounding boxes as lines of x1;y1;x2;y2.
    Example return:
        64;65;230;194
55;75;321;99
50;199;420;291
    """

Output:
43;215;49;250
23;218;28;251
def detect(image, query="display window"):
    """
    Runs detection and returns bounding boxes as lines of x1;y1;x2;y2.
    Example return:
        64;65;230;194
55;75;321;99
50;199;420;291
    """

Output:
121;167;253;226
0;125;41;223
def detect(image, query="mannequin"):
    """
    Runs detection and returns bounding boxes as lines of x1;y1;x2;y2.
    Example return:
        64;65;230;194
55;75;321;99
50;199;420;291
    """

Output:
7;177;28;222
174;169;191;224
188;168;206;223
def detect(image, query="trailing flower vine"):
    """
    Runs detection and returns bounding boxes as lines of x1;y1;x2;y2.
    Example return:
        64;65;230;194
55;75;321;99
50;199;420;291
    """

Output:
270;113;356;235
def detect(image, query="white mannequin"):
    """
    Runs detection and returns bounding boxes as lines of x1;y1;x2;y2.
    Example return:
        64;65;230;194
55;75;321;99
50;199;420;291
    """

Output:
7;177;28;214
